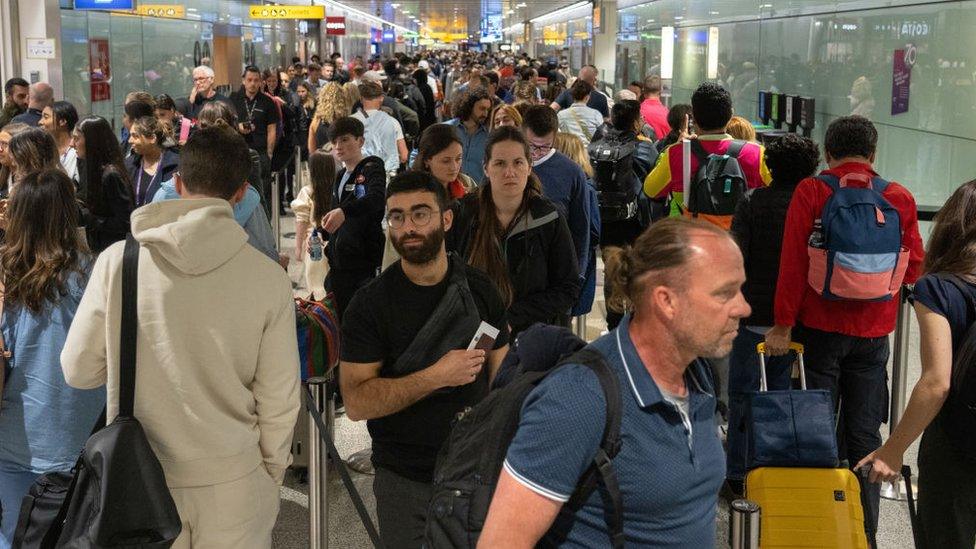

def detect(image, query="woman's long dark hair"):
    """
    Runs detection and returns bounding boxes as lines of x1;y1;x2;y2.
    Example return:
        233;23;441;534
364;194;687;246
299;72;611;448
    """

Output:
76;116;131;212
467;126;542;305
410;124;461;174
307;150;336;227
925;180;976;283
1;168;86;312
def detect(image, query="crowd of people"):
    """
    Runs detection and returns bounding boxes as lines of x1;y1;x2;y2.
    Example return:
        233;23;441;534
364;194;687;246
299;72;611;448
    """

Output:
0;46;971;549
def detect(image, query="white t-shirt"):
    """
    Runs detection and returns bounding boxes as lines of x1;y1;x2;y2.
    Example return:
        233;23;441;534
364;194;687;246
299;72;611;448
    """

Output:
557;103;604;147
352;109;404;173
60;146;79;183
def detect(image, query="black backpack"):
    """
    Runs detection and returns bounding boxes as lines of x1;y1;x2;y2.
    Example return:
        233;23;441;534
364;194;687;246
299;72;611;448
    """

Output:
423;339;624;549
932;275;976;457
13;235;182;548
686;140;749;228
589;133;639;222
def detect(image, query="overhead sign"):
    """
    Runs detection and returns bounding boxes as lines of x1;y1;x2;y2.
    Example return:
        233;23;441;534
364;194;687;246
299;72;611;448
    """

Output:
382;29;395;43
74;0;134;8
26;38;57;60
136;4;185;17
248;5;324;19
325;16;346;35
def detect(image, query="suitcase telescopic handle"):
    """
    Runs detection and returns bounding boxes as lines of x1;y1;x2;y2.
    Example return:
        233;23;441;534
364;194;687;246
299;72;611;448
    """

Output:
755;342;806;391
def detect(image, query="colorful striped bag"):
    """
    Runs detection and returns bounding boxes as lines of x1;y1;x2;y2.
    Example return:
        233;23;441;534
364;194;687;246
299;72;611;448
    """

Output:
295;294;341;381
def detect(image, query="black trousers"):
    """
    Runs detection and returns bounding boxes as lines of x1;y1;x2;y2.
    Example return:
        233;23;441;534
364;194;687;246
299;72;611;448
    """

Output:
373;466;432;549
793;325;889;547
917;417;976;548
325;267;377;321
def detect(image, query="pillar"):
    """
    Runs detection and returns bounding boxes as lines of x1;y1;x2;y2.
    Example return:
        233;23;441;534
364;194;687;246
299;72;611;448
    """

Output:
591;0;617;87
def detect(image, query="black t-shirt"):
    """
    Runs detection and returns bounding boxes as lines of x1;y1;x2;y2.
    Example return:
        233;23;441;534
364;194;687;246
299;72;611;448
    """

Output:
229;91;280;154
187;92;229;119
341;260;510;481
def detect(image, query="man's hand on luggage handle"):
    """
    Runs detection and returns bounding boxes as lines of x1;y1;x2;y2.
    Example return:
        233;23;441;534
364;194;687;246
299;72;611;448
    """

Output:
764;325;792;356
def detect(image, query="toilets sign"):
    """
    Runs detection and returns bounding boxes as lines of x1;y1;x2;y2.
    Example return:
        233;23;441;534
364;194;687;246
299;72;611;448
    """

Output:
249;5;325;19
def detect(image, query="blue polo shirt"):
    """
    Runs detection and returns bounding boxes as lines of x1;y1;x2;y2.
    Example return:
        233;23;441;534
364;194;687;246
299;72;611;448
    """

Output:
503;315;725;547
446;119;489;182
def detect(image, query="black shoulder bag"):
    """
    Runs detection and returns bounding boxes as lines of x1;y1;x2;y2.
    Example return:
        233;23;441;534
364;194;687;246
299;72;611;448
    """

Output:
13;235;182;548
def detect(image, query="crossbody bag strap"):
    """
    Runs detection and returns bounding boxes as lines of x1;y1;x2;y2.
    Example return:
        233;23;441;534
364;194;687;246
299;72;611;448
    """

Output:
119;234;140;418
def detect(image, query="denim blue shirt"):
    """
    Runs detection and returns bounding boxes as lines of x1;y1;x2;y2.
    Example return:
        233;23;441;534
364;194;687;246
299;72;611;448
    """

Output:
504;315;726;547
0;262;104;473
446;118;489;182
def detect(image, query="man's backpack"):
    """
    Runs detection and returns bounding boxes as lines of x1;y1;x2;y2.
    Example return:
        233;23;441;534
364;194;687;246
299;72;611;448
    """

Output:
424;326;625;549
684;139;749;230
928;275;976;457
807;173;909;302
589;133;639;222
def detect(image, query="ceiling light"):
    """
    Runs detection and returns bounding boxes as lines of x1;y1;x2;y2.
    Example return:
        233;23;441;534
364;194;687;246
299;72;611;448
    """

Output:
507;9;514;14
529;1;589;24
709;10;719;15
314;0;413;33
647;18;654;22
390;3;400;7
674;15;684;20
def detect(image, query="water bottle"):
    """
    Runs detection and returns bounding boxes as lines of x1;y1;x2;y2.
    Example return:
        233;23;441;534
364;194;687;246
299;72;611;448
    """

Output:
309;231;323;262
808;219;825;248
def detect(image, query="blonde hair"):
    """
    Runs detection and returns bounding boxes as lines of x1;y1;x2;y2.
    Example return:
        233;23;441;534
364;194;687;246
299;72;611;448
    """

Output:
553;132;592;178
490;104;523;130
342;81;361;108
726;116;756;142
314;82;351;125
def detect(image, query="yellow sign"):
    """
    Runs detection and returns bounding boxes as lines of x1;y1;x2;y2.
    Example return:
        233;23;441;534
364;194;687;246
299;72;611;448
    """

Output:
248;5;324;19
137;5;185;18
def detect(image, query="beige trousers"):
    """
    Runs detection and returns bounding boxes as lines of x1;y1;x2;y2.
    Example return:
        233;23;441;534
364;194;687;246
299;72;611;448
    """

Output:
169;466;280;549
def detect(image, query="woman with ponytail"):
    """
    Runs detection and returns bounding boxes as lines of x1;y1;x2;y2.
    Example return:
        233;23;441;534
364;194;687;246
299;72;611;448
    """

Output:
453;126;580;335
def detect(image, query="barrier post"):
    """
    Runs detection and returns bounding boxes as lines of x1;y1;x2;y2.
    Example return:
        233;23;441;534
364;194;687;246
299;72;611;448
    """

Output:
272;172;282;246
307;377;329;549
729;499;761;549
294;146;303;191
574;314;588;340
881;286;912;501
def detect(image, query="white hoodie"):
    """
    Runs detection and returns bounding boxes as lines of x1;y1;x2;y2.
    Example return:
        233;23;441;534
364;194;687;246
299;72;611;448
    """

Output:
62;198;300;487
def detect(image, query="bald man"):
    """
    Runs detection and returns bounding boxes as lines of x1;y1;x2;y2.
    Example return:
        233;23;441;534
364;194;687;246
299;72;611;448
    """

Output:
11;82;53;127
551;65;610;118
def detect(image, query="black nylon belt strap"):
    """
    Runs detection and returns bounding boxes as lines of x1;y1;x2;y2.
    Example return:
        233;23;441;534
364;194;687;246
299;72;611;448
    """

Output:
542;348;625;549
119;234;140;418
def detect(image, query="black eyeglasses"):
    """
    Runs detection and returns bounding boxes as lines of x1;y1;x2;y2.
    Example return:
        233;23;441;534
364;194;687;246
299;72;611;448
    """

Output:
386;207;439;229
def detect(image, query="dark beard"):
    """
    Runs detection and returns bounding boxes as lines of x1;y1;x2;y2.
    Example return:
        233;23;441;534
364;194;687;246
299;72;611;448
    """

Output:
392;225;445;265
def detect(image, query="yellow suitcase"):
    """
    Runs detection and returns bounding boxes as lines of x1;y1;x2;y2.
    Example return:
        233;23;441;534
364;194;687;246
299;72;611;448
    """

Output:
745;467;869;548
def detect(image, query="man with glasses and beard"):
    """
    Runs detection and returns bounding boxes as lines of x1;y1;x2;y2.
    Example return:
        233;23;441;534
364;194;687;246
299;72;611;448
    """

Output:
339;171;510;549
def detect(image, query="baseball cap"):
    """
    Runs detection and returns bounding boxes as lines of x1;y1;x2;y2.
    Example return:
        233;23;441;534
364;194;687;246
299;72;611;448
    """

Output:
418;60;430;70
362;70;387;82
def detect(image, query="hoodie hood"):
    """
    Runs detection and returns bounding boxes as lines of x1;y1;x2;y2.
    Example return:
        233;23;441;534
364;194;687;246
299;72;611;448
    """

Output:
131;198;248;275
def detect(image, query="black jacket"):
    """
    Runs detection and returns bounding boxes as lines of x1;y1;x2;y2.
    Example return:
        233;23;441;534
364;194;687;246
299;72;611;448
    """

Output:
78;163;134;254
325;155;386;272
125;148;179;207
454;194;581;334
730;181;799;326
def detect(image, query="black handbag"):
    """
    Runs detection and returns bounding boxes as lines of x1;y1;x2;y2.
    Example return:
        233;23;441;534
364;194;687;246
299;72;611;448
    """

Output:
13;235;182;548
